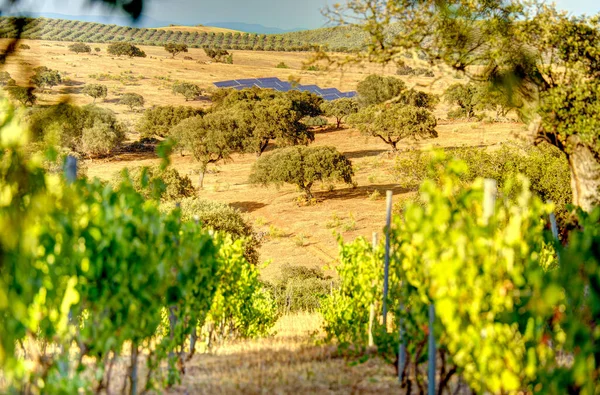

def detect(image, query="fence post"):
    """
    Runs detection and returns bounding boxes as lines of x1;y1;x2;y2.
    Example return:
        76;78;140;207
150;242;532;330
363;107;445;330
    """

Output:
428;304;436;395
65;155;77;184
483;179;497;224
369;232;378;348
382;190;393;329
549;211;559;241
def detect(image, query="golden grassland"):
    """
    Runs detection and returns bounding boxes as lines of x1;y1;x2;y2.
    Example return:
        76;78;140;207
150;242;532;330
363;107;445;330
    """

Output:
0;38;526;280
1;38;526;390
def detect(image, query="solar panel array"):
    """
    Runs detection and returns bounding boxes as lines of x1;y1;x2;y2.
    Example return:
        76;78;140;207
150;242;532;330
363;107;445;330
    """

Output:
213;77;357;101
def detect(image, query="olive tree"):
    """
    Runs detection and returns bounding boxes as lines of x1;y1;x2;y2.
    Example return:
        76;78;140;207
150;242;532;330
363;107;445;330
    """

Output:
170;113;233;187
249;145;354;200
349;104;437;151
82;83;108;103
118;92;144;111
320;98;359;128
172;81;202;101
68;43;91;54
328;0;600;211
164;43;188;58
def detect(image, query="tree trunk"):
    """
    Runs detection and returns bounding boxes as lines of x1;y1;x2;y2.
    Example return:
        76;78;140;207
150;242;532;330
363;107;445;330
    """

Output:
337;118;342;129
567;136;600;212
198;166;206;189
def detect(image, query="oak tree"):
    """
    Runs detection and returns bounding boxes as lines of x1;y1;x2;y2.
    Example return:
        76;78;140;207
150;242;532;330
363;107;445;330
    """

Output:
350;104;437;151
249;145;354;199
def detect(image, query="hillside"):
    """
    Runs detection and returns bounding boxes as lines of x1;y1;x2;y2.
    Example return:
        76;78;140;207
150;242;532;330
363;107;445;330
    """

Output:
154;25;241;34
0;16;365;52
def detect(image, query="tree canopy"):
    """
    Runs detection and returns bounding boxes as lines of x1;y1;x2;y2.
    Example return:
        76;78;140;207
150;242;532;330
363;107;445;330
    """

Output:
118;92;144;111
136;105;203;138
28;103;126;153
170;114;233;187
68;43;91;54
30;66;62;90
107;42;146;58
164;43;188;58
349;104;437;151
320;98;359;128
356;74;406;107
249;145;354;200
172;82;202;101
82;84;108;103
211;87;322;155
6;86;36;106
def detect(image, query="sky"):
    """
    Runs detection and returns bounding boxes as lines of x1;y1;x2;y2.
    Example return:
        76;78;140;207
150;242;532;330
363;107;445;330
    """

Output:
4;0;599;30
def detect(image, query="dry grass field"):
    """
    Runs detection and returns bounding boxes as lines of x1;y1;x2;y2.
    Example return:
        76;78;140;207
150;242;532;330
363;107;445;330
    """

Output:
1;38;524;391
0;38;525;279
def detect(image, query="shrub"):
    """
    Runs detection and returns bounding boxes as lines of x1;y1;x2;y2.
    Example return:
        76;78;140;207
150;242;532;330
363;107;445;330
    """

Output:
204;48;230;63
68;43;91;54
276;62;289;68
304;115;328;127
18;44;30;50
249;146;354;200
113;166;195;202
265;265;333;314
118;92;144;111
394;143;572;232
28;103;126;152
0;71;15;87
94;47;101;52
107;42;146;58
136;105;203;138
6;86;36;106
81;121;125;157
161;197;261;265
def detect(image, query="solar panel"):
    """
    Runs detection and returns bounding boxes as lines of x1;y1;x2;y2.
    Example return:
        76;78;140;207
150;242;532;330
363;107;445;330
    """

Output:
322;93;341;101
214;80;240;88
213;77;355;101
257;77;280;83
235;78;260;85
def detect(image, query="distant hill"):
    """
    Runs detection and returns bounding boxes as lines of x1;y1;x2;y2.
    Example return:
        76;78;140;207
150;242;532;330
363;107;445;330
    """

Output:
0;16;377;52
204;22;306;34
154;25;242;34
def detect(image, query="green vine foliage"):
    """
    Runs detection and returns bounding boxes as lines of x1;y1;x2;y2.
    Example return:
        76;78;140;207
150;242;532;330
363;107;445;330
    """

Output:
321;150;600;393
0;98;276;392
